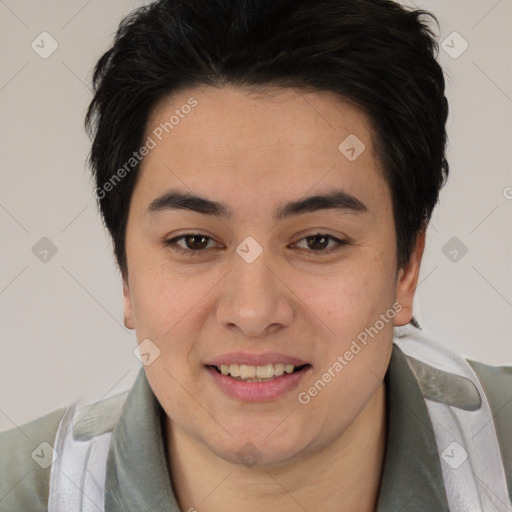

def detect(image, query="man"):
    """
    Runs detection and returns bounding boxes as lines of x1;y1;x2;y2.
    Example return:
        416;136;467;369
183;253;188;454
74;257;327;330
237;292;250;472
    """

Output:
1;1;511;511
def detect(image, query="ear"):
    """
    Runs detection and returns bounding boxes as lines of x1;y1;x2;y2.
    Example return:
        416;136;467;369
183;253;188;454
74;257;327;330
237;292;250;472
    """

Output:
123;277;135;330
394;228;426;326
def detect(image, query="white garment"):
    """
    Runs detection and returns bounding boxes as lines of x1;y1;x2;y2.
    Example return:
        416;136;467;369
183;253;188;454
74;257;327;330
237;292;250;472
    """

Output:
47;324;512;511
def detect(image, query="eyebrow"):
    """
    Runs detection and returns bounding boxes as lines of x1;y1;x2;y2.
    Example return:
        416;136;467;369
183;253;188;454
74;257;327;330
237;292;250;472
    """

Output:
145;188;368;221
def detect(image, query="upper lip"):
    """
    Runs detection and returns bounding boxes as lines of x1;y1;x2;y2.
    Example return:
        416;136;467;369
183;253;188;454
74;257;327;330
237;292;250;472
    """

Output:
207;352;309;367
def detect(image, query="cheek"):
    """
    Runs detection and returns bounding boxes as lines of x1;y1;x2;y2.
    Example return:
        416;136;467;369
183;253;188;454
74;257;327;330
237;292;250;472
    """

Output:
127;263;214;375
130;261;209;327
295;268;394;434
297;253;396;338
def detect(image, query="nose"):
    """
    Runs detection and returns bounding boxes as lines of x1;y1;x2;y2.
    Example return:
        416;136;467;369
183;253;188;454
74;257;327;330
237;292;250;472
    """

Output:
215;242;295;338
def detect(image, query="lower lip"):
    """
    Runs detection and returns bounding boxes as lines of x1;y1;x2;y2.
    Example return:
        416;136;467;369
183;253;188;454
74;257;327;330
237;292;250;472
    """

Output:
205;365;311;402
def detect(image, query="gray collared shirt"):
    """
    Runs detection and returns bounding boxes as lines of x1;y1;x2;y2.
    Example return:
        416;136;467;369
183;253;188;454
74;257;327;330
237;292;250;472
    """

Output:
1;342;511;511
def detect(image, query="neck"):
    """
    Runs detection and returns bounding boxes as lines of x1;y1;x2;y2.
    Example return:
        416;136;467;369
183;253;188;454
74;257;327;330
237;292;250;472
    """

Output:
165;382;387;512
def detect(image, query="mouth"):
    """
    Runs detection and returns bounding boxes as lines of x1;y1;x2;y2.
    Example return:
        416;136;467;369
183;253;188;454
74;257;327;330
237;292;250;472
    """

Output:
205;362;312;402
207;363;311;382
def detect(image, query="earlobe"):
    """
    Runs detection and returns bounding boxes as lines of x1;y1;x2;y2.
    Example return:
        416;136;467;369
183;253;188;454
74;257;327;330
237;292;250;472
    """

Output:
394;229;426;326
123;279;135;330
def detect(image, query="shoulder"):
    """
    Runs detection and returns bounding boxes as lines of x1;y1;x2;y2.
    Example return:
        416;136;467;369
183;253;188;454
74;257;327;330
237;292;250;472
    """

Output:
467;358;512;502
0;390;129;512
0;406;66;512
467;357;512;393
467;358;512;415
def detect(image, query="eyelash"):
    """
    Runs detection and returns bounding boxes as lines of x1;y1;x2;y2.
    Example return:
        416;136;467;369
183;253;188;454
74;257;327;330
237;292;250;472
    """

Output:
164;232;349;257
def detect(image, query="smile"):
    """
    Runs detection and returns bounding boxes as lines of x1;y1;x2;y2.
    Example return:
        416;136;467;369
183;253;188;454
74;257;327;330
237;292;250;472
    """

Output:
212;363;308;382
205;364;312;401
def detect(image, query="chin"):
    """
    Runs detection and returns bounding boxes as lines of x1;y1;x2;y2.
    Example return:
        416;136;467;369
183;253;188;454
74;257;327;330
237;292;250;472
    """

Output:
203;425;313;469
220;444;305;469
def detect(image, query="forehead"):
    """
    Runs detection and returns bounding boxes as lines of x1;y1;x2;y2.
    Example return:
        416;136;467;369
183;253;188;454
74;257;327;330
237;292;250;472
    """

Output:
135;85;388;217
146;84;376;157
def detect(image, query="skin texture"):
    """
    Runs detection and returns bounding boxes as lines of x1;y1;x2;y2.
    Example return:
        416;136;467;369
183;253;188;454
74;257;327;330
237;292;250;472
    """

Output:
122;85;426;512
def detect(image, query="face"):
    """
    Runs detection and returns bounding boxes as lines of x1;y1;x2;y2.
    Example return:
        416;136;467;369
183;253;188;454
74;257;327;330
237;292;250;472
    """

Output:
123;85;423;467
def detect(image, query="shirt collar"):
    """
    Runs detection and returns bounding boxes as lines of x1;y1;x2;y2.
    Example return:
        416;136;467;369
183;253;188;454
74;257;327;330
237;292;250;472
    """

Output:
105;339;449;511
376;340;450;511
104;368;181;511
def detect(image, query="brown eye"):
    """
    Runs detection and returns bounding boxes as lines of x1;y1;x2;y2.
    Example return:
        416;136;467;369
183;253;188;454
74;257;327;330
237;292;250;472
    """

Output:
293;233;348;254
182;234;210;250
164;232;348;258
306;234;330;251
164;233;218;256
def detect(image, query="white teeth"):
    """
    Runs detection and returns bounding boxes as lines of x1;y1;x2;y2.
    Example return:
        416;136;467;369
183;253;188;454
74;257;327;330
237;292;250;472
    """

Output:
256;364;273;379
274;363;285;376
240;365;256;379
229;363;240;377
216;363;299;380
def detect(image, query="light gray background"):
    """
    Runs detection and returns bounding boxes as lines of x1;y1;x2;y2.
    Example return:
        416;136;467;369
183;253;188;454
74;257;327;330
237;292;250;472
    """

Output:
1;0;511;432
